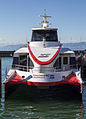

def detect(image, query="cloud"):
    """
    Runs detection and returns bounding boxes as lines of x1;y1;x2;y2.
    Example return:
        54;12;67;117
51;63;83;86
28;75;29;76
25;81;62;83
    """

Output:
0;38;4;41
0;38;7;46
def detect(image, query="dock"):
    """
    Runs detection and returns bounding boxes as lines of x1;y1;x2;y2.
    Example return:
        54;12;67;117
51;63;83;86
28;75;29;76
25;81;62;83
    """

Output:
0;51;15;57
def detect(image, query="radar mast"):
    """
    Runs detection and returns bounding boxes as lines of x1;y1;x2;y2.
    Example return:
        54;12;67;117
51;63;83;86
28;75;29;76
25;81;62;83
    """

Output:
40;10;51;28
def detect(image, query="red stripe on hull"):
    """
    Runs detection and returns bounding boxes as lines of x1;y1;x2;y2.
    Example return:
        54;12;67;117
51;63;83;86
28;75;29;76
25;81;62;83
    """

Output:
5;79;81;88
27;80;80;87
28;44;62;65
5;80;27;87
7;71;23;82
5;72;82;91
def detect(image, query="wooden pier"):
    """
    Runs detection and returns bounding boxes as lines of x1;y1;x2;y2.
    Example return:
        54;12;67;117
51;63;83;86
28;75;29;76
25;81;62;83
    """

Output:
0;51;15;57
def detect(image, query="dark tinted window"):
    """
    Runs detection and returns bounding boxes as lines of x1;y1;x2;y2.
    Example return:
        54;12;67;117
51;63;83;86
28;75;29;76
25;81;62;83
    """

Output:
20;55;27;66
63;57;68;64
31;30;58;42
54;57;61;68
13;57;19;65
70;57;76;65
19;55;34;68
28;57;34;68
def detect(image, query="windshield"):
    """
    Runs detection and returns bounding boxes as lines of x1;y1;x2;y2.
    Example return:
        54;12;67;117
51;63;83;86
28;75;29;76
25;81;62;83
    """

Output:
31;30;58;42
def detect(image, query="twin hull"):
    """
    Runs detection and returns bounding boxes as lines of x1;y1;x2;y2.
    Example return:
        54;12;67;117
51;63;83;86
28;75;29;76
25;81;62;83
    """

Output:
5;68;82;99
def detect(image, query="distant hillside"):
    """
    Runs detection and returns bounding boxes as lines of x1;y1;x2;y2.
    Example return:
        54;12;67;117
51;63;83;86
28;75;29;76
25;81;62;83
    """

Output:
63;42;86;50
0;44;26;51
0;42;86;51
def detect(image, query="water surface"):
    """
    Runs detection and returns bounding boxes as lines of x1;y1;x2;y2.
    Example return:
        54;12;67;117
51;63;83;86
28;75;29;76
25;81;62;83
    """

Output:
0;57;86;119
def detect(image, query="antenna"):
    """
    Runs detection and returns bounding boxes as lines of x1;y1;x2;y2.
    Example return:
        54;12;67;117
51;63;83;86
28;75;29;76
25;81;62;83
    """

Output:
26;37;27;43
40;10;51;28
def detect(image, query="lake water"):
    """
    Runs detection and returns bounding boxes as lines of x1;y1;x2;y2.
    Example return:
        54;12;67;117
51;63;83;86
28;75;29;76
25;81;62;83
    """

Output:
0;57;86;119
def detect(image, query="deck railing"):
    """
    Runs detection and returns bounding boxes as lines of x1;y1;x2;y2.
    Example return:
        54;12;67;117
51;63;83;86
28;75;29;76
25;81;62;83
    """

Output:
12;64;33;72
12;64;79;72
54;64;78;72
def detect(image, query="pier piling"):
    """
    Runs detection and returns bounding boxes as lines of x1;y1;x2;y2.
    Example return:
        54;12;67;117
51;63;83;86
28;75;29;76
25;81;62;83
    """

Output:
0;57;1;97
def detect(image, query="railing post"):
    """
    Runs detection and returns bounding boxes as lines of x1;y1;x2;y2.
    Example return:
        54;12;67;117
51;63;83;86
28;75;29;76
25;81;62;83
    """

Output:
27;55;28;72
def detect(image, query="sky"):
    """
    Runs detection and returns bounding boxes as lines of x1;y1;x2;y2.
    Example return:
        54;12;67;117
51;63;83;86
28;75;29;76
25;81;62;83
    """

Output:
0;0;86;46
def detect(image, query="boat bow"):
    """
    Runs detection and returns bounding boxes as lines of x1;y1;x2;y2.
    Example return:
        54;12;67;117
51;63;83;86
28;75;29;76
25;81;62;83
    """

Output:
28;44;62;65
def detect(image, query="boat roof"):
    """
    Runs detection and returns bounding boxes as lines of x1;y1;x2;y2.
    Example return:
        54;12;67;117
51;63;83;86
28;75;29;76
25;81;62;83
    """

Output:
60;48;74;54
14;46;74;55
14;47;28;54
32;27;57;31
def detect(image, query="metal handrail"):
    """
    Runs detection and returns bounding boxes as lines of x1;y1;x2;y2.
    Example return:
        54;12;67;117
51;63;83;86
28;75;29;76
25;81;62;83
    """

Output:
12;64;33;72
12;64;78;72
54;64;78;72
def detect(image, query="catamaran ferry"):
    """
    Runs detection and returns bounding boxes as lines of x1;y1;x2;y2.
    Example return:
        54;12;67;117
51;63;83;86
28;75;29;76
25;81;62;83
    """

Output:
4;12;82;99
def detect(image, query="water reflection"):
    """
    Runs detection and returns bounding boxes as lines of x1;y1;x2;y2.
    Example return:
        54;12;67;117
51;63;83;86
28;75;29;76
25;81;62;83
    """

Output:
0;85;84;119
0;86;84;119
0;99;83;119
0;75;5;118
1;86;5;111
